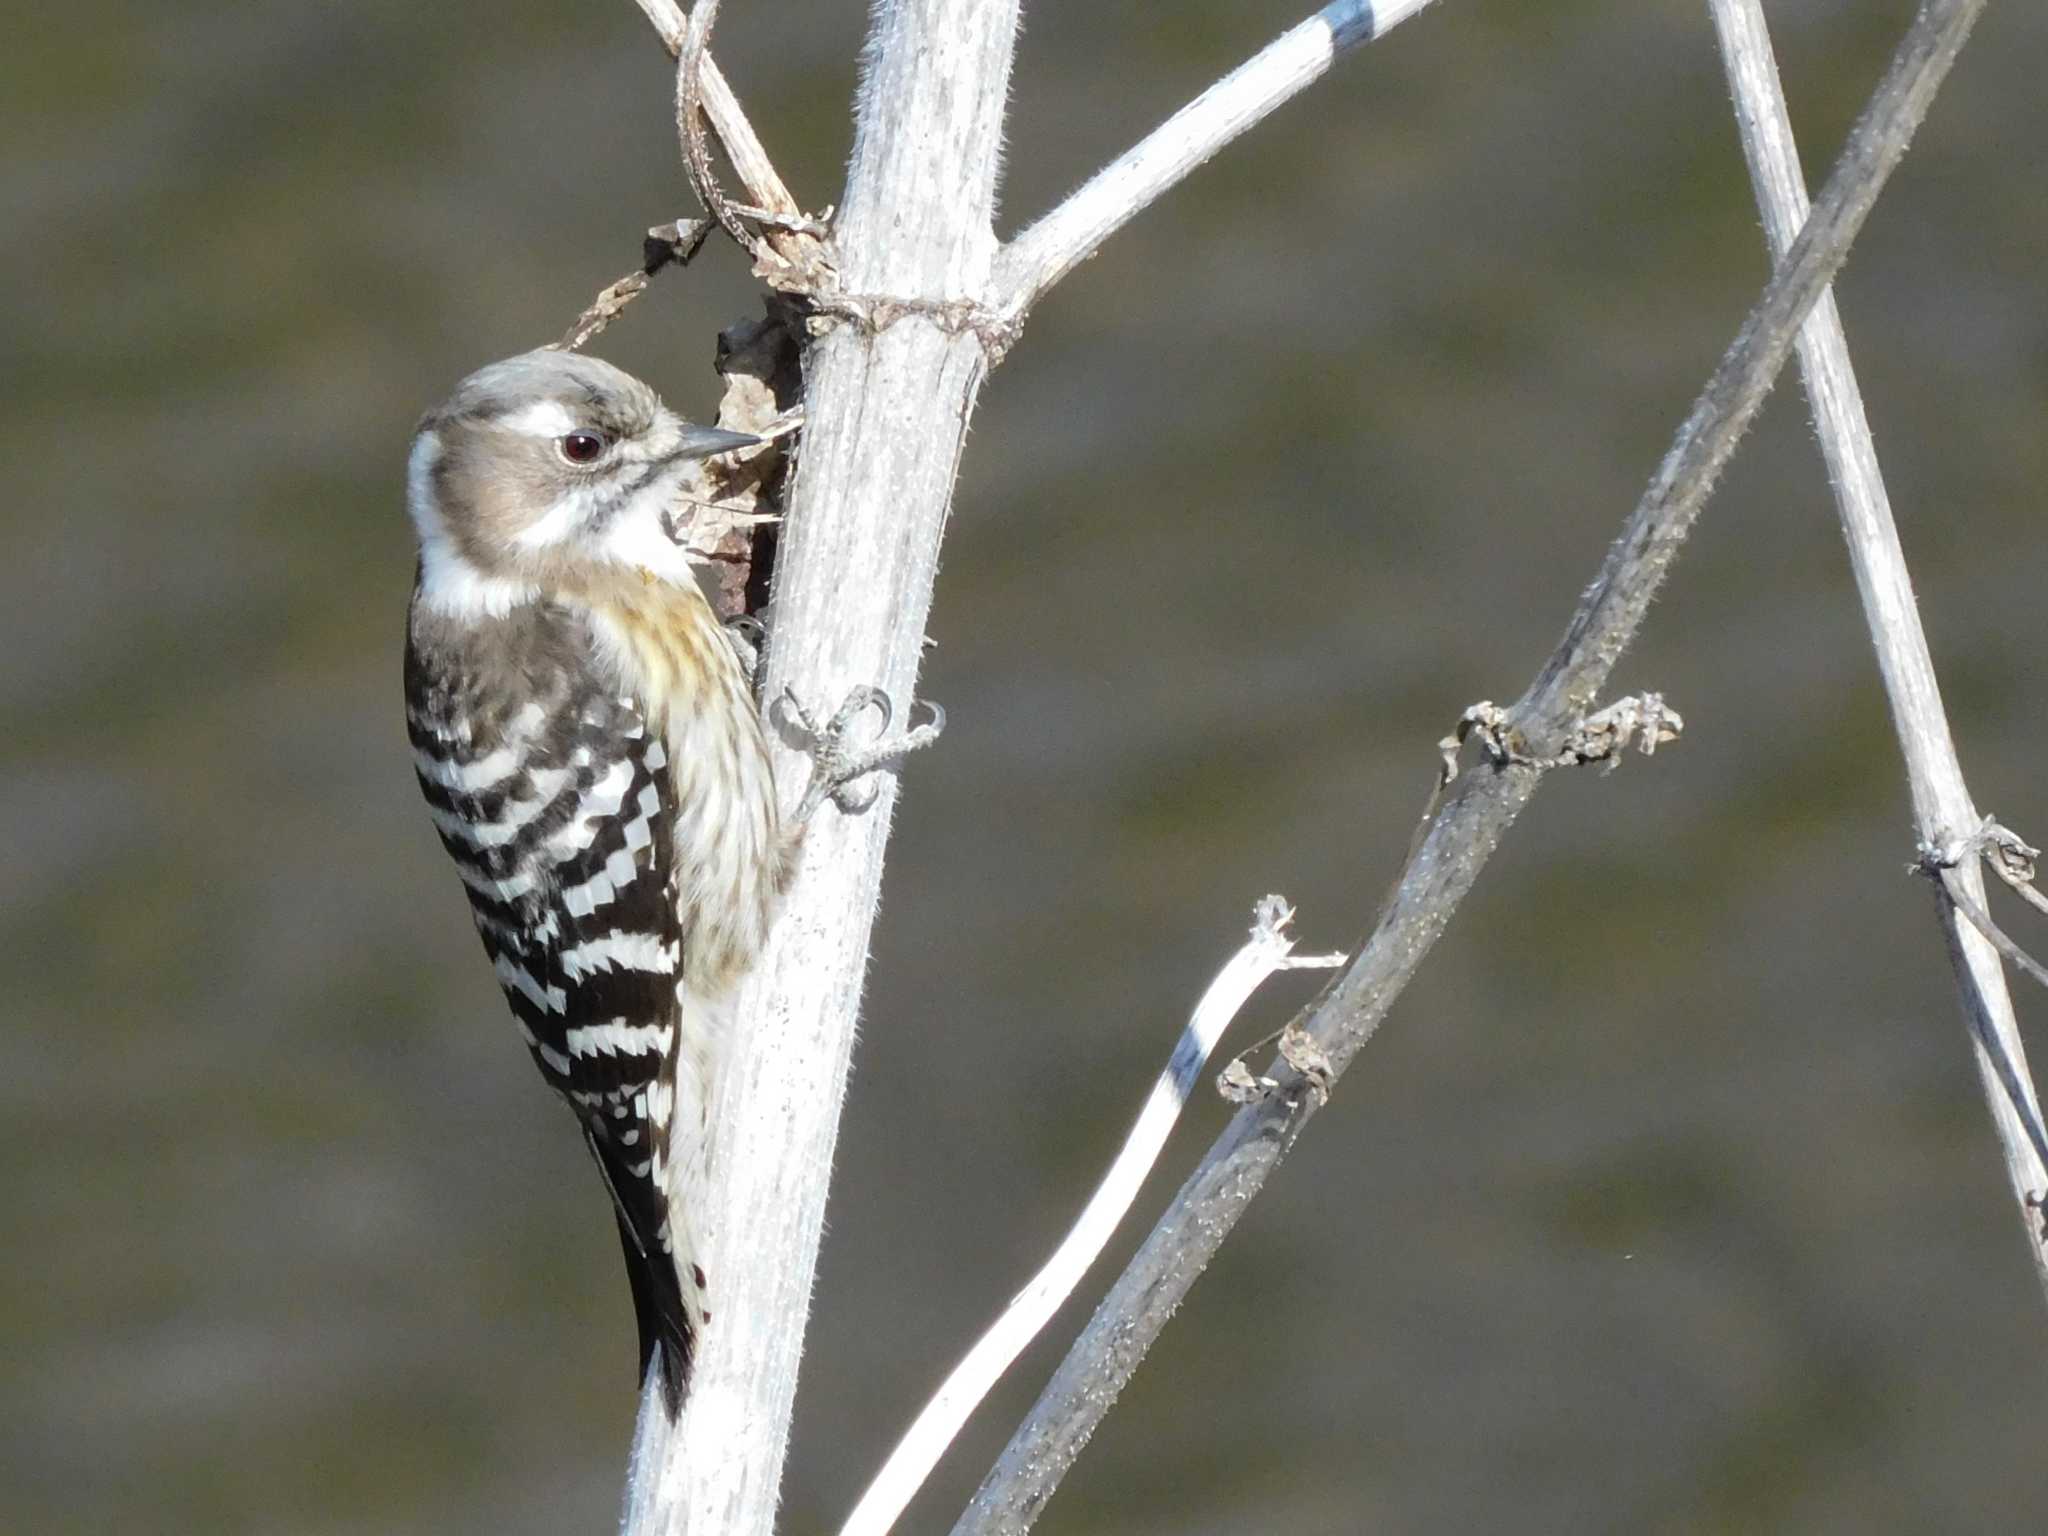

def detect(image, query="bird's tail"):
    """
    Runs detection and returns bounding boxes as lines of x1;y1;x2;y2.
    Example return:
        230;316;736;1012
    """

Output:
586;1129;698;1418
615;1205;694;1417
586;993;726;1419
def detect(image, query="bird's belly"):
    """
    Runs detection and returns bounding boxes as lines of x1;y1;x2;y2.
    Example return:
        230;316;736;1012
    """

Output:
586;586;787;994
661;687;784;997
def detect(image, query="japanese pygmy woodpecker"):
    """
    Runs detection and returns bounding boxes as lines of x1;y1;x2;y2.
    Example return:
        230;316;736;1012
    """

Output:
403;348;782;1416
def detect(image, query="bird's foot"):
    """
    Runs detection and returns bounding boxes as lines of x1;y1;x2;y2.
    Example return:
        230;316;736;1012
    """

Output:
773;684;945;822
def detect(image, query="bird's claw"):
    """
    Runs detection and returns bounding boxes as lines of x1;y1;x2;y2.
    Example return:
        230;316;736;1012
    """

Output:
722;614;769;687
774;684;945;822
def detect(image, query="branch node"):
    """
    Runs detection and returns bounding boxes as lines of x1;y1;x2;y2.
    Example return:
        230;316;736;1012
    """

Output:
1916;815;2048;941
1916;816;2042;882
1914;833;1970;878
1439;700;1520;783
1248;892;1298;944
1216;1058;1276;1105
1977;817;2048;909
1440;693;1683;785
1276;1022;1333;1107
803;291;1023;361
727;201;836;238
1556;692;1686;771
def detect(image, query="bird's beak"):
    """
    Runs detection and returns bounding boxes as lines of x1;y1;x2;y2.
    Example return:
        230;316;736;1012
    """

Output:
668;425;760;463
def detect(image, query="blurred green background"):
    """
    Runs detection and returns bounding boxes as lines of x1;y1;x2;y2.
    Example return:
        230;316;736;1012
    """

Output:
7;1;2048;1531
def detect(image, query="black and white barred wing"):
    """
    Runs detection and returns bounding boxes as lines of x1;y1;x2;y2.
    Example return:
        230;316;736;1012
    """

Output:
406;674;707;1408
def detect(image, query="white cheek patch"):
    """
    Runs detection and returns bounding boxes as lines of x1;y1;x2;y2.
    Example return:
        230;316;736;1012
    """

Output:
513;480;607;549
496;400;580;439
408;432;538;619
599;486;698;583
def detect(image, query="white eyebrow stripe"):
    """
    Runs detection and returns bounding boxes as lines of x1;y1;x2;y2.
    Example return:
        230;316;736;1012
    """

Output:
497;400;580;437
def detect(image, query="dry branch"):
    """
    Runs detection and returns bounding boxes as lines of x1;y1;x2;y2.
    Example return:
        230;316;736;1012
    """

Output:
953;2;1993;1529
555;219;713;353
623;4;1026;1533
633;0;803;218
993;0;1444;324
841;900;1343;1536
1706;0;2048;1289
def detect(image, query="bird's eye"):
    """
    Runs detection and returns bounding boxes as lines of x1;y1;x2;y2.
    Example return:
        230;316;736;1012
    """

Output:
558;430;610;465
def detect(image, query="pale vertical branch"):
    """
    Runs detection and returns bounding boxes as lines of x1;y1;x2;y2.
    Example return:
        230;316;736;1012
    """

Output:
1706;0;2048;1283
622;3;1026;1533
954;2;1993;1528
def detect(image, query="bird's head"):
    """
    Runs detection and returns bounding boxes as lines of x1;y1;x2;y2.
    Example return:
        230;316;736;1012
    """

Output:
408;349;756;619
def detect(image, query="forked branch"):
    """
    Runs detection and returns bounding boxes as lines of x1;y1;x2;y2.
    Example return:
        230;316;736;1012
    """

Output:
637;0;829;282
633;0;803;218
1706;0;2047;1287
954;2;1993;1529
842;900;1344;1536
993;0;1444;324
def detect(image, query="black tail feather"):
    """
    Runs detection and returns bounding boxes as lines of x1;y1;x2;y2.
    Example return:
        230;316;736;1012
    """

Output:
616;1208;694;1417
584;1126;694;1417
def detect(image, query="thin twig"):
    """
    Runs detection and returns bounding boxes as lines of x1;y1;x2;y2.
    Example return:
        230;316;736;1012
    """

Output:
675;0;758;257
1971;817;2048;921
647;0;828;283
633;0;803;218
954;3;1990;1529
992;0;1444;324
1922;868;2048;1175
840;899;1342;1536
726;202;835;238
1937;875;2048;1008
1707;0;2048;1289
554;219;713;352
